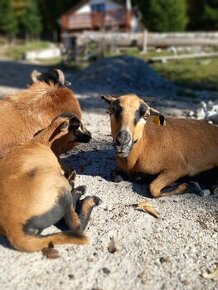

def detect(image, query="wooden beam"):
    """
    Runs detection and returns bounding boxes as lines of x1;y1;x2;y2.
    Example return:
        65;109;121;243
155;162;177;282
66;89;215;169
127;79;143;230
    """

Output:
149;52;218;63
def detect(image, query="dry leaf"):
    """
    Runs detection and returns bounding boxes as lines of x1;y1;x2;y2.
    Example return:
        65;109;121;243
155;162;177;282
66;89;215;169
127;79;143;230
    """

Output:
203;267;218;280
42;242;60;259
135;200;160;218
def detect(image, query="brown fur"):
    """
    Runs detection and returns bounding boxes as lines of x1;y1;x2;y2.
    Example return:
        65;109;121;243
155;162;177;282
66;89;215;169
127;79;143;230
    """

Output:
103;94;218;197
0;77;81;158
0;114;99;252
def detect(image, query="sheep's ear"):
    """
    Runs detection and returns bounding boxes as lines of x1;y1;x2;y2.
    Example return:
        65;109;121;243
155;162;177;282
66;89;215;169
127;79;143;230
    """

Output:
60;120;70;132
31;70;41;83
53;69;65;86
101;95;116;104
150;107;166;126
153;115;166;126
69;116;80;130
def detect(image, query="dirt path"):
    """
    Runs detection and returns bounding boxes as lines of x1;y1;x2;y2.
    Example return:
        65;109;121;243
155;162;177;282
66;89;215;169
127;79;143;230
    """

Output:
0;58;217;290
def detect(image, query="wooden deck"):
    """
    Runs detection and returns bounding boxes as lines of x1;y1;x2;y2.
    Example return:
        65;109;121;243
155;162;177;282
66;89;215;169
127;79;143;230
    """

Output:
61;8;129;31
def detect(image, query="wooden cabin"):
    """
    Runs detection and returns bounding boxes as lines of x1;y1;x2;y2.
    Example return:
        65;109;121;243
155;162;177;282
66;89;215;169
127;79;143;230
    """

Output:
60;0;133;49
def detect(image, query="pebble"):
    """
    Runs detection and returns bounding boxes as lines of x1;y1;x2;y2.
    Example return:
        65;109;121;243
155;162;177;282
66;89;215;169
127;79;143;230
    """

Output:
199;189;211;197
102;267;110;274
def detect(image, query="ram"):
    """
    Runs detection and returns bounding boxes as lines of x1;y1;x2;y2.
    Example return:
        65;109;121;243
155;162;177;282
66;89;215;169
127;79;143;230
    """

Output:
0;113;101;252
0;69;82;158
102;94;218;198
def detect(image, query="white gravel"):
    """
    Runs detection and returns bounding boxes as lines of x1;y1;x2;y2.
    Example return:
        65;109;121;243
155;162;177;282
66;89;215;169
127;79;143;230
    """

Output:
0;57;217;290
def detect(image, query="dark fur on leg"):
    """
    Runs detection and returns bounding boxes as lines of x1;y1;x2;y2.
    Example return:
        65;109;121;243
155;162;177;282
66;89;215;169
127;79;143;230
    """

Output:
75;196;102;233
64;186;102;234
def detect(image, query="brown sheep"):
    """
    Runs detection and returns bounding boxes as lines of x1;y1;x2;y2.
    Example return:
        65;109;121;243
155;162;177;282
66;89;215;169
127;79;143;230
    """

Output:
0;113;101;252
0;69;82;158
102;94;218;198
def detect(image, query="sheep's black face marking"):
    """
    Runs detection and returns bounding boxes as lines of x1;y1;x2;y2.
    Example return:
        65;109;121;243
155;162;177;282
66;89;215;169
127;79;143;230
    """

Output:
112;100;123;120
134;103;148;125
23;189;71;235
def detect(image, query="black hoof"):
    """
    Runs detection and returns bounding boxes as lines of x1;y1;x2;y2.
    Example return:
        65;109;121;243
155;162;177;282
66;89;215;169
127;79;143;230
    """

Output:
92;196;103;206
110;169;125;183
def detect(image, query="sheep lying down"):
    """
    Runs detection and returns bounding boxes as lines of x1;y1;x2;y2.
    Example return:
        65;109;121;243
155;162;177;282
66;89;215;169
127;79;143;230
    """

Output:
0;113;101;252
102;94;218;198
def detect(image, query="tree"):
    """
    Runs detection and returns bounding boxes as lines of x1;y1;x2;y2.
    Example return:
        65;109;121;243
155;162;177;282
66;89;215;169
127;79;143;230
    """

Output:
0;0;18;37
19;0;42;37
187;0;204;30
187;0;218;31
202;0;218;30
134;0;188;32
37;0;79;38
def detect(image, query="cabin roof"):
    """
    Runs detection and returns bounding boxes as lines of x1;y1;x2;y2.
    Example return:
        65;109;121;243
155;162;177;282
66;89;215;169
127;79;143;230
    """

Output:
61;0;125;17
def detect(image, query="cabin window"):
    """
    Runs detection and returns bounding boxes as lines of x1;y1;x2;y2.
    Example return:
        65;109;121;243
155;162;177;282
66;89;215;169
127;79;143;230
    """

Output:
91;3;105;12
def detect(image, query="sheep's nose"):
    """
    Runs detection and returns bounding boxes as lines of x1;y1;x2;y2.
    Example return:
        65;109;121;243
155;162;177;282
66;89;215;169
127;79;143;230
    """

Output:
116;130;131;146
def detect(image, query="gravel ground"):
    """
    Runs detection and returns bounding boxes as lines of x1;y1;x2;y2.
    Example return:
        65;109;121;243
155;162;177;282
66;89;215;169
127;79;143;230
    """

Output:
0;57;217;290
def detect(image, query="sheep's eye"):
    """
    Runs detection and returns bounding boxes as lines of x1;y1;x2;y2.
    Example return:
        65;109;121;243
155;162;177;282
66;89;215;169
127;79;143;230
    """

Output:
109;101;122;119
139;106;146;116
134;103;149;124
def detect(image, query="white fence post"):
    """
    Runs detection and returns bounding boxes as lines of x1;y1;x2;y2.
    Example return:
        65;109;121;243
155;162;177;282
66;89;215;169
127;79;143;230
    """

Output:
142;29;148;54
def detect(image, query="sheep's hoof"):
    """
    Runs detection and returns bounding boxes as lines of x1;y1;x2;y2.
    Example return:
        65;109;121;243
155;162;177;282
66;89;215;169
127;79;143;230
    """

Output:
110;169;126;183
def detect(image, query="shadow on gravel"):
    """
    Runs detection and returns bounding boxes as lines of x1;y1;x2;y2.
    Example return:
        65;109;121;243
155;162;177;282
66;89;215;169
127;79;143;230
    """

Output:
0;236;12;250
62;144;218;200
62;146;153;198
62;148;115;180
0;60;49;88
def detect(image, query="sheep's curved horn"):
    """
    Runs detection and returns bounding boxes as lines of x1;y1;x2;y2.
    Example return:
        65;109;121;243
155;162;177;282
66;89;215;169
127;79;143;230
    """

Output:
149;107;161;116
31;70;41;83
101;95;117;104
54;69;65;86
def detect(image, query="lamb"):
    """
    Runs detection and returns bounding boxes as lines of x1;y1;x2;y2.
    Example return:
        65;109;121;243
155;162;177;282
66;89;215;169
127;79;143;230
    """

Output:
0;69;82;158
102;94;218;198
0;113;101;252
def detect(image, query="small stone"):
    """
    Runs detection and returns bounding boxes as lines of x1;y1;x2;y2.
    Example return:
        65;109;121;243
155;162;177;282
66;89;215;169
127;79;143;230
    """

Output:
197;220;208;229
159;256;170;263
102;267;110;274
68;274;74;279
199;189;211;197
108;237;120;254
181;280;189;285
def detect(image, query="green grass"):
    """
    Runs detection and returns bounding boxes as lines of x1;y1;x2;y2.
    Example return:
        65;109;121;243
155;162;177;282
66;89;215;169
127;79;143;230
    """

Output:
151;57;218;90
3;41;53;60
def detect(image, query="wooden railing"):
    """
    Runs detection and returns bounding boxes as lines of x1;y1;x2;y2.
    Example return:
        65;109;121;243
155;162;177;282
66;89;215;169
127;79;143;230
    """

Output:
66;9;128;30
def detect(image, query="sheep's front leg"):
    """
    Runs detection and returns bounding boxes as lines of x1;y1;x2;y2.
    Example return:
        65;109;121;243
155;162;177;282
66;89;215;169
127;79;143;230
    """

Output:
149;171;188;198
64;186;102;234
75;196;102;233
